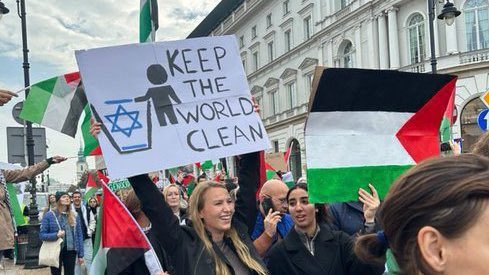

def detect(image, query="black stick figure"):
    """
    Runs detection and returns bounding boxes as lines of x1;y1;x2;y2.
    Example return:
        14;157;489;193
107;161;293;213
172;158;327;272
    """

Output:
135;64;181;126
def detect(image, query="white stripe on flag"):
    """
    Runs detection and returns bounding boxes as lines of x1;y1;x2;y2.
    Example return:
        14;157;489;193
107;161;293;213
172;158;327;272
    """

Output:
40;78;77;131
305;112;416;168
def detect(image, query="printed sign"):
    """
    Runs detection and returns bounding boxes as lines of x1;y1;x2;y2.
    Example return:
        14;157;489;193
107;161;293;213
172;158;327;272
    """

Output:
76;36;269;178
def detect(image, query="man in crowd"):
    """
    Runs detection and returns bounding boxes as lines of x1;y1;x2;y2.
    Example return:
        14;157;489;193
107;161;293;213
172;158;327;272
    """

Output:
251;179;294;262
72;191;95;274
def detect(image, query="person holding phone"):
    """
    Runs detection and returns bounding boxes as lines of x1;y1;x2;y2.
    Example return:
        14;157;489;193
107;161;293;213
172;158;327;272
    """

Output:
251;179;294;261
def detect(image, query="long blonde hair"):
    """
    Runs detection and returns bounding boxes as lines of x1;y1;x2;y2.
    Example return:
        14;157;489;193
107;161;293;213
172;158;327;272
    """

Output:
56;199;75;227
189;181;267;275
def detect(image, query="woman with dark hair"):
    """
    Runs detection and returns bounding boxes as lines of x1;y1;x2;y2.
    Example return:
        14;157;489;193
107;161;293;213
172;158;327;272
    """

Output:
120;189;171;275
267;183;383;275
355;154;489;275
86;197;98;245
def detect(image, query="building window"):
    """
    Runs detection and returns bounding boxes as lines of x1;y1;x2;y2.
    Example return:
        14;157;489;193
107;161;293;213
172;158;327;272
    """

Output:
286;82;296;109
239;35;244;48
288;139;302;180
253;51;259;71
268;41;274;62
464;0;489;51
305;73;313;94
408;13;426;64
283;0;290;15
270;90;279;115
341;0;349;9
304;16;312;40
251;26;257;39
340;41;355;68
266;13;272;28
285;30;292;52
273;140;279;152
241;57;247;73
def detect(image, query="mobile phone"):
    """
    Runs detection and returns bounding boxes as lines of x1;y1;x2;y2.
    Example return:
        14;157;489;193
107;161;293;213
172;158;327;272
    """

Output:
261;197;274;215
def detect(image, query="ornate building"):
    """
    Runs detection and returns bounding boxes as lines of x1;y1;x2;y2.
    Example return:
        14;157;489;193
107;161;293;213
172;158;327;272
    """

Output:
189;0;489;179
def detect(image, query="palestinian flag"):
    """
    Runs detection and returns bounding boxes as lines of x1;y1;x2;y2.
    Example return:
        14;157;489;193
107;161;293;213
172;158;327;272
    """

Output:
140;0;159;42
81;106;102;156
91;182;162;274
83;172;100;202
439;89;456;143
305;68;456;203
20;72;84;137
281;172;294;188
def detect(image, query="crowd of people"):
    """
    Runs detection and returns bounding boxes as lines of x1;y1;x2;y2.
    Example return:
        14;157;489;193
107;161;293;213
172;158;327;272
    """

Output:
1;87;489;275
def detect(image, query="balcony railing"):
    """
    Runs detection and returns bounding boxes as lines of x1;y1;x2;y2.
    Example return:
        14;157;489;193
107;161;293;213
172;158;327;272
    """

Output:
460;48;489;64
399;62;426;73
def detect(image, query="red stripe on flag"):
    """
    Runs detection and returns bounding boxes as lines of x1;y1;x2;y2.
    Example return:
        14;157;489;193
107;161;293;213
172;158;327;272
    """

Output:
86;173;97;188
64;72;81;85
102;184;150;249
396;78;457;162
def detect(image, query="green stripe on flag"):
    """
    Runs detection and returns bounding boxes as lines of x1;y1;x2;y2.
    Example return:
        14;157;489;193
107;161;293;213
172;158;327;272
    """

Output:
140;0;152;42
6;183;26;226
307;165;412;203
84;187;97;202
82;105;100;156
20;78;57;123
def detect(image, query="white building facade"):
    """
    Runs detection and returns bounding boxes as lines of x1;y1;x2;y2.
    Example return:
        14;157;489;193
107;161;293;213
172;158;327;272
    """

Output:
189;0;489;180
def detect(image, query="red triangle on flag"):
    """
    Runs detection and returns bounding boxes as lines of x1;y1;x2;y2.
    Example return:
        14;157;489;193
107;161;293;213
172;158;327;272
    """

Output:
396;78;457;163
102;184;150;249
97;170;109;185
64;71;80;85
86;173;97;188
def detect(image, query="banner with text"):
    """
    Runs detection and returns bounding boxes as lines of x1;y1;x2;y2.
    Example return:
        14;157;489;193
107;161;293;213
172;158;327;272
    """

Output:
76;36;269;178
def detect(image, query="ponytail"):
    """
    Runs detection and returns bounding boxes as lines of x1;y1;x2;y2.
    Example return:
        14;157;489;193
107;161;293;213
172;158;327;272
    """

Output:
354;232;388;266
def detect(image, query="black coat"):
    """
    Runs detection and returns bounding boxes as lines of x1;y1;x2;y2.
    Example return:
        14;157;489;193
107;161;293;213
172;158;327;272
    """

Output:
267;224;384;275
128;152;265;275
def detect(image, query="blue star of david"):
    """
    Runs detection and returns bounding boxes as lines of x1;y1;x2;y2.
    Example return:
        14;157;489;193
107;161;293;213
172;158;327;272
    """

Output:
105;105;142;137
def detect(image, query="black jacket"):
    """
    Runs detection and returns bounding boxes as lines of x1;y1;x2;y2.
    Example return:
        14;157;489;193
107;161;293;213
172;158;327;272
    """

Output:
128;152;265;275
267;224;383;275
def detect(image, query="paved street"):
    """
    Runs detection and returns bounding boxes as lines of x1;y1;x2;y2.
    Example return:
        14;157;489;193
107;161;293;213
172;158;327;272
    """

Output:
1;259;50;275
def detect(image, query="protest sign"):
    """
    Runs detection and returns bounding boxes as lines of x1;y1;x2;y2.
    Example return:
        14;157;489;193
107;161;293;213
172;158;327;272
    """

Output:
76;36;269;178
305;68;456;203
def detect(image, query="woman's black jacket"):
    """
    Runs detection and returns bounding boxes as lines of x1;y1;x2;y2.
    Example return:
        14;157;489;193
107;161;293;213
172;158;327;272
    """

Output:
128;152;265;275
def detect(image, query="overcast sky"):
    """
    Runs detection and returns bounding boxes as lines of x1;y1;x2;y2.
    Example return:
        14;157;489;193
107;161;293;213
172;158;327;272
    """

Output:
0;0;220;184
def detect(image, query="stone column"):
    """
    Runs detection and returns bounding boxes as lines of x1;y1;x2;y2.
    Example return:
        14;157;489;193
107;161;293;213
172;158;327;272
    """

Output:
445;21;459;54
387;7;400;69
378;13;389;69
354;25;363;68
367;17;379;68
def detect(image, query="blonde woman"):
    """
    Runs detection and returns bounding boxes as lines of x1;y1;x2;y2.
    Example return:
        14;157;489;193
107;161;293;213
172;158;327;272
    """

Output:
40;191;84;275
128;152;267;275
162;184;189;225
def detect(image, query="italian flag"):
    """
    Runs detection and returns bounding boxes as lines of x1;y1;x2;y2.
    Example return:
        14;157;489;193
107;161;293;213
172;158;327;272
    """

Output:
140;0;159;42
20;72;84;137
305;68;456;203
91;182;162;274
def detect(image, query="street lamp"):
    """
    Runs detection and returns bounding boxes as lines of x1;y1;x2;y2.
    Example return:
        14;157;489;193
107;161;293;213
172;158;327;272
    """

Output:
0;0;41;269
428;0;461;74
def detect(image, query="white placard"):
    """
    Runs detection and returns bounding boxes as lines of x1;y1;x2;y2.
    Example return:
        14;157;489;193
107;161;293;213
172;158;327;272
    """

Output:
76;36;269;179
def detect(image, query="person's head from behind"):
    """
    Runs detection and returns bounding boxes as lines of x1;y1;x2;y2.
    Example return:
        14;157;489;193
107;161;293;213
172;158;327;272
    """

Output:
355;154;489;275
72;191;82;207
124;189;143;220
259;179;289;214
197;173;207;184
286;183;328;234
188;181;267;275
163;184;181;209
471;131;489;157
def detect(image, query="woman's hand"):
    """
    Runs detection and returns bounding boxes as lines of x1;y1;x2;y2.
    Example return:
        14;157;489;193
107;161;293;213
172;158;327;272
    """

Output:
57;230;65;238
359;183;380;223
90;118;102;138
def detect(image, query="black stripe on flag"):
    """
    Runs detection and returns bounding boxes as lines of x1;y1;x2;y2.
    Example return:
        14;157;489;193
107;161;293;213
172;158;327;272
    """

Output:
61;82;88;137
310;68;456;113
151;0;159;31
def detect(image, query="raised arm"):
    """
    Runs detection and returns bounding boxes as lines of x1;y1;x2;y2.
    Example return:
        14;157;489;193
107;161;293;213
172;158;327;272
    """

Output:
233;151;260;235
3;156;66;183
128;174;183;252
